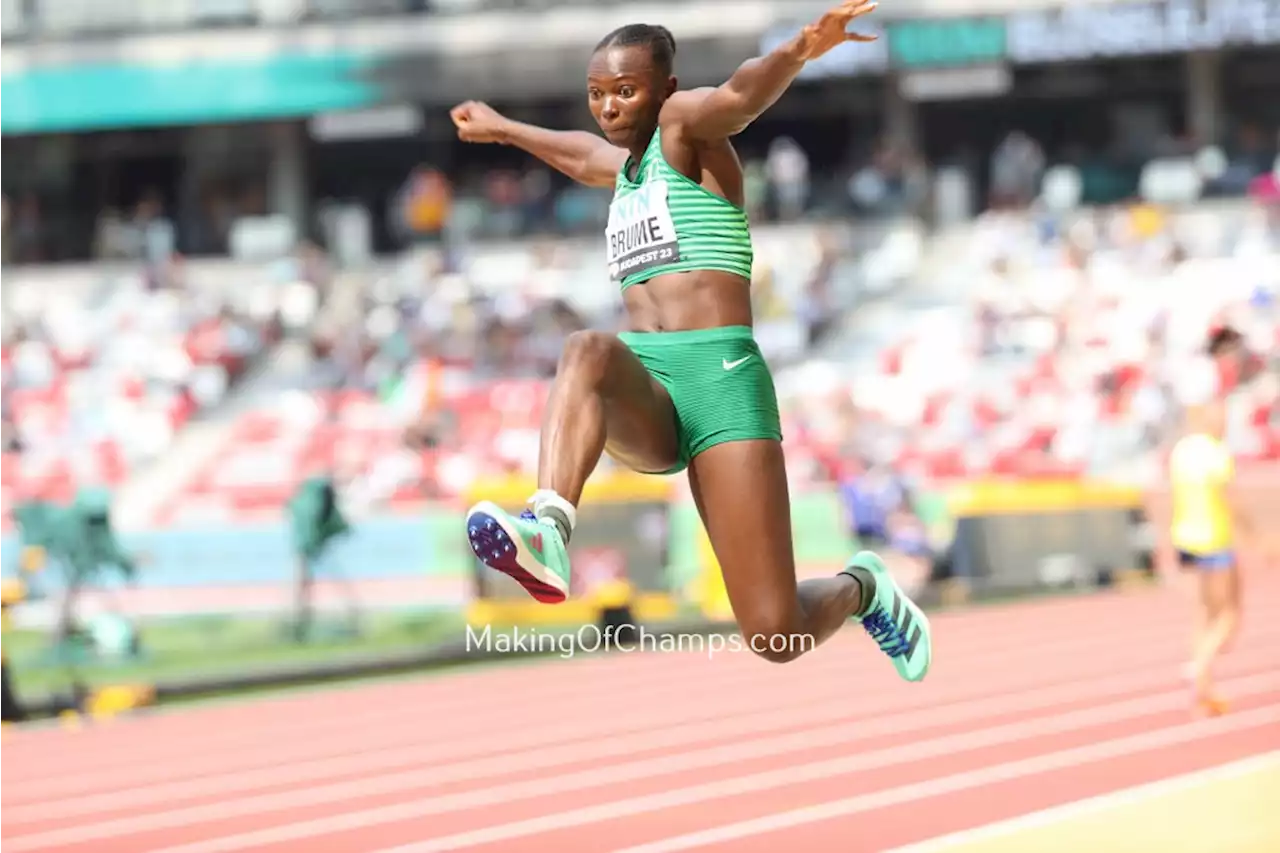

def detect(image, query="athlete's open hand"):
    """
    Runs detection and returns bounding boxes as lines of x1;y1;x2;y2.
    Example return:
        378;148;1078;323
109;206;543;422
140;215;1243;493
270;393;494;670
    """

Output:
795;1;878;61
450;100;509;144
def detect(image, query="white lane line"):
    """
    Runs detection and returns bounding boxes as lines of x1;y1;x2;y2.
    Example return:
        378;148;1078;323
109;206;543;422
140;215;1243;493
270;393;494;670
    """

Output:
605;711;1280;853
13;617;1262;823
108;676;1280;853
2;641;787;791
7;630;885;801
3;607;1206;808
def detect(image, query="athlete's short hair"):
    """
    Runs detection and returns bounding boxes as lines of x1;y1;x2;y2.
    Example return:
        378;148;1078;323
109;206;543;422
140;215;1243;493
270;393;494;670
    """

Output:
594;23;678;77
1206;324;1243;357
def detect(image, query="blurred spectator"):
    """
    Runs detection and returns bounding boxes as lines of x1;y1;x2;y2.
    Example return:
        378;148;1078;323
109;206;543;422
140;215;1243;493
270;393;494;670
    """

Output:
848;138;928;217
2;194;11;265
392;165;453;246
767;137;811;222
838;459;909;549
990;130;1046;209
6;194;45;265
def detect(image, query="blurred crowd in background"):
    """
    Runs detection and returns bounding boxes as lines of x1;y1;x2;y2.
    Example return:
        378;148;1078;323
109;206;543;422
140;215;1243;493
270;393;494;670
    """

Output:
2;137;1280;525
801;196;1280;483
6;171;1276;533
3;0;1279;537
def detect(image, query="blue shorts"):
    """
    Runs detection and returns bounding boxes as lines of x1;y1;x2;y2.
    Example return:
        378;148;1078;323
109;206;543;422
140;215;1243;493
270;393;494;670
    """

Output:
1176;550;1235;572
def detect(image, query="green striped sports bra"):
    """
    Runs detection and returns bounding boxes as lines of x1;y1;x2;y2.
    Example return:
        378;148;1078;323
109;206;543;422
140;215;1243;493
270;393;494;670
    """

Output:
605;128;754;291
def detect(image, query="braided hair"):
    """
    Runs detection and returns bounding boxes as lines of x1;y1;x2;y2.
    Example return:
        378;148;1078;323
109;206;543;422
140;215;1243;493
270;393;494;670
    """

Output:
594;24;677;77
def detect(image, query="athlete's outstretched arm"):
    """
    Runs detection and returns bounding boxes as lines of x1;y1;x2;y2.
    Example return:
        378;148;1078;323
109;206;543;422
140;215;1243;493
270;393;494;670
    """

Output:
664;0;878;140
502;122;628;189
450;101;625;188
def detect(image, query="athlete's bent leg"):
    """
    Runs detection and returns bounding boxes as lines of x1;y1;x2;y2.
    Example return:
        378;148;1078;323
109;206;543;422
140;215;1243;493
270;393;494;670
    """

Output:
538;330;681;499
688;440;932;680
466;331;680;603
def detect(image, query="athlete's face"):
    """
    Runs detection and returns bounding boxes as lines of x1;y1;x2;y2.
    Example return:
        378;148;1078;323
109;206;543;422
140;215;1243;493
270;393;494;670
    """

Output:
587;46;674;149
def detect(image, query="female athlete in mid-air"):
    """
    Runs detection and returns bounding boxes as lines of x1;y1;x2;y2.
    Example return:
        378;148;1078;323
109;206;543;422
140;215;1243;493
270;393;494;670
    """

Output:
452;0;931;679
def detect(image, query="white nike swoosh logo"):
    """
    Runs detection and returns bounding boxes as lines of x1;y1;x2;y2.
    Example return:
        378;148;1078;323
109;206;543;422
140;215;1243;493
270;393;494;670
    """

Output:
722;356;751;370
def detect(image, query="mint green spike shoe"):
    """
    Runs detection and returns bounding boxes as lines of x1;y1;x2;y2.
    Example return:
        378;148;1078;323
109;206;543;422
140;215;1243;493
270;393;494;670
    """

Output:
465;501;572;603
847;551;932;682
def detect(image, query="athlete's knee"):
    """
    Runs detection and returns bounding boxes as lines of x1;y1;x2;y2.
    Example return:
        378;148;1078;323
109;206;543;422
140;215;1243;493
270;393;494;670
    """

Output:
739;612;811;664
558;331;617;388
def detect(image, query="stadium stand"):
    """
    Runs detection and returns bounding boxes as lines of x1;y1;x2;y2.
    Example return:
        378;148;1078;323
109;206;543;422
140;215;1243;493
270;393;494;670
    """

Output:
147;218;921;524
0;259;288;527
6;147;1276;528
127;187;1280;528
4;204;1275;524
797;195;1280;484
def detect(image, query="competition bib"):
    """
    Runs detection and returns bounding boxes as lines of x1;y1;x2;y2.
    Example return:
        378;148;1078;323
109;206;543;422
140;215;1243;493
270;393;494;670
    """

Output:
605;178;680;282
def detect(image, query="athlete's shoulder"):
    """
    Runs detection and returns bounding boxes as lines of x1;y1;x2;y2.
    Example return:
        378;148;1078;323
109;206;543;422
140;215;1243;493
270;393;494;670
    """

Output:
659;88;718;125
586;142;631;190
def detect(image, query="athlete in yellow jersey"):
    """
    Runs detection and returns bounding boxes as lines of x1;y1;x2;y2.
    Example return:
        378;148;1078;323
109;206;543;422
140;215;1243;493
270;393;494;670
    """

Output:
1168;363;1252;716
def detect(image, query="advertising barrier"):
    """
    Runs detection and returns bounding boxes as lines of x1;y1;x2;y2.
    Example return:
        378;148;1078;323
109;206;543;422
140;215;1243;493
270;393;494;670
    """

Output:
0;53;382;135
943;479;1154;601
762;0;1280;77
5;467;1277;719
15;469;1274;625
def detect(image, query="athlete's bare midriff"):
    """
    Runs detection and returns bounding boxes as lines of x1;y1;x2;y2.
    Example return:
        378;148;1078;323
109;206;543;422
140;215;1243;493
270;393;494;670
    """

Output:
621;273;753;332
621;270;754;332
616;121;752;333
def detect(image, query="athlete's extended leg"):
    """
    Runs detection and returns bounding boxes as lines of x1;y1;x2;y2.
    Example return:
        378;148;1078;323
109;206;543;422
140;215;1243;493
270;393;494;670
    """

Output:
688;440;932;680
466;331;680;602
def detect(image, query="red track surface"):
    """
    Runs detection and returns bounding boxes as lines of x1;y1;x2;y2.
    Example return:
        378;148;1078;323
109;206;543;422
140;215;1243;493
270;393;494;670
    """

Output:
3;577;1279;853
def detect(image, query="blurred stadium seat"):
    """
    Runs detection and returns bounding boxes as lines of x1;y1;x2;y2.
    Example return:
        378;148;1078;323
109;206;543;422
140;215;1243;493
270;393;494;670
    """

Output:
1;262;285;526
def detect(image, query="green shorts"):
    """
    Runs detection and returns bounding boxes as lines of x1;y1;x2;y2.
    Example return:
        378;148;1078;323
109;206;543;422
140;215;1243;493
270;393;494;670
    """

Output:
617;325;783;474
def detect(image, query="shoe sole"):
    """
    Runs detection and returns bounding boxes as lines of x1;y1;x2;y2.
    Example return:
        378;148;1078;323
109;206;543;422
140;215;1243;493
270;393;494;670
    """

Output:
466;501;568;604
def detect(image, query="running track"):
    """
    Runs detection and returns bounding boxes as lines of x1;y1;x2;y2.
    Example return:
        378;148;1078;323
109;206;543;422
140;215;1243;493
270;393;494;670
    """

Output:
3;578;1278;853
